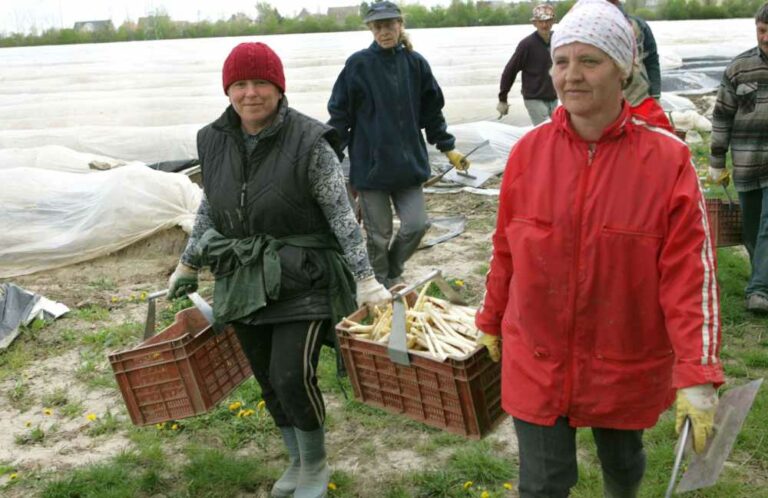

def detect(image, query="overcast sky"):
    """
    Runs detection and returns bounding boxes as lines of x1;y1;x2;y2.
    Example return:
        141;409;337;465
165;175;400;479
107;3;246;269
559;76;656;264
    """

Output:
0;0;452;35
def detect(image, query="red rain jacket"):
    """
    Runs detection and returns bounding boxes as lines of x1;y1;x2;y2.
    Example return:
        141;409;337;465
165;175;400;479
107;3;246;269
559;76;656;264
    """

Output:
476;103;724;430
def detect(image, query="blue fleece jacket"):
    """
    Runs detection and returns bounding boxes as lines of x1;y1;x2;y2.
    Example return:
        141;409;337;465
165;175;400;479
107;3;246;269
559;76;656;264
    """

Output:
327;41;455;191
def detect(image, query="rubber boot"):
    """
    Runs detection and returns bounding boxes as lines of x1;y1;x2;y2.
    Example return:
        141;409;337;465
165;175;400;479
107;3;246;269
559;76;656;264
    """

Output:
271;426;301;498
602;471;640;498
294;427;331;498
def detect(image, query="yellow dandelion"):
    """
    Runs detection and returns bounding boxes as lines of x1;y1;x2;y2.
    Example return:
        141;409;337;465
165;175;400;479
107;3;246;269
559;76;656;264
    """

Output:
139;291;148;301
9;473;18;480
243;409;255;417
86;413;97;422
503;482;513;490
455;279;465;287
171;423;179;430
236;409;246;418
463;480;473;489
328;482;337;491
228;401;242;411
156;423;165;430
480;492;490;498
256;400;266;410
43;408;53;416
110;296;119;303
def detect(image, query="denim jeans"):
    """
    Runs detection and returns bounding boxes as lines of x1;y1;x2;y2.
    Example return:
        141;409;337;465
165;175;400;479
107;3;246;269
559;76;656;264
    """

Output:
523;99;558;125
738;186;768;298
514;417;646;498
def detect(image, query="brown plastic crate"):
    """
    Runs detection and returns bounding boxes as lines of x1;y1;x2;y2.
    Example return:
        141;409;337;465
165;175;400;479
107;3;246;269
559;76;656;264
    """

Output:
336;294;505;439
109;307;252;426
706;198;742;247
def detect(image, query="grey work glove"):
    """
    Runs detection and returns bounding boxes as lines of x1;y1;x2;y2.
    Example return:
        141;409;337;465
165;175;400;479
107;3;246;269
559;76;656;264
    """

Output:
167;262;198;299
355;275;391;310
496;101;509;117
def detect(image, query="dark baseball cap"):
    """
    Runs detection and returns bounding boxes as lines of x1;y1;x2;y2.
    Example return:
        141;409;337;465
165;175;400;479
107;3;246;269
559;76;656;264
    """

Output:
363;1;403;23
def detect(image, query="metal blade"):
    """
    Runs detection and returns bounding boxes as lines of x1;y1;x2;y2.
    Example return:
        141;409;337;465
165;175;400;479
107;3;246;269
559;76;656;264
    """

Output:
675;378;763;493
442;167;494;188
387;298;410;366
188;292;215;325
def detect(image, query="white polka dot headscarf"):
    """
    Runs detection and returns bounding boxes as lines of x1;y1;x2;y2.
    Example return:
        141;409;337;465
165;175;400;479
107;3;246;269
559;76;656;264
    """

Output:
551;0;635;78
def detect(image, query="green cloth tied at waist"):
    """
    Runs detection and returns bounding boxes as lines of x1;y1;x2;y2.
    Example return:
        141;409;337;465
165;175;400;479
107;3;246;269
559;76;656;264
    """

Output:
197;228;357;327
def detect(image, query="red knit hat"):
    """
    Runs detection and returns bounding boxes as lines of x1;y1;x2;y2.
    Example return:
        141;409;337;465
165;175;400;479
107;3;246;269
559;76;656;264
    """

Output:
222;42;286;95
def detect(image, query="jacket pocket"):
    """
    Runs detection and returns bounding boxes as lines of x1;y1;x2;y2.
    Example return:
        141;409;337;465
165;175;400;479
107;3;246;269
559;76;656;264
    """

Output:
736;82;758;114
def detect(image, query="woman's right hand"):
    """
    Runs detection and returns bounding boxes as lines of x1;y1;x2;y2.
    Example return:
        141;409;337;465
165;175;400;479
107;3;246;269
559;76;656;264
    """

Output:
477;332;501;362
167;262;199;299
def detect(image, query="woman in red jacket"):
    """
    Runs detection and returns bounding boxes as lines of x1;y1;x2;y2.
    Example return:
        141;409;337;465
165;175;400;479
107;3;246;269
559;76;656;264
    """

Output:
474;1;724;496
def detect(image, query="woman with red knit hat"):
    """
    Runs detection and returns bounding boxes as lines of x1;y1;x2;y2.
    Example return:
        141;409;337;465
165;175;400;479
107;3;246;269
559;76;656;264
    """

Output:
166;42;390;498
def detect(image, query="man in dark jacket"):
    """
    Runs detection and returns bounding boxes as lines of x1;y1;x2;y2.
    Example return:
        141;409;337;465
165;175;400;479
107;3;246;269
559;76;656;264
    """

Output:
497;4;558;125
327;1;468;288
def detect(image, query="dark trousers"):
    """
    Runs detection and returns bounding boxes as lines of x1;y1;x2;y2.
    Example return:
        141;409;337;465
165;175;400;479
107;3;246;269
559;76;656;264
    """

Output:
514;417;646;498
739;187;768;298
233;320;327;431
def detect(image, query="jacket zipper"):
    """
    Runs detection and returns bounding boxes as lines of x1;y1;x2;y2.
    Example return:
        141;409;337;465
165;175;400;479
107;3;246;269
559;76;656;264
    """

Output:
561;143;595;414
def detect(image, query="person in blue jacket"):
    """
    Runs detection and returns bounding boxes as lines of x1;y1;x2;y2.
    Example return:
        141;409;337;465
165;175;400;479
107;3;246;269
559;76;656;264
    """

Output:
327;1;468;288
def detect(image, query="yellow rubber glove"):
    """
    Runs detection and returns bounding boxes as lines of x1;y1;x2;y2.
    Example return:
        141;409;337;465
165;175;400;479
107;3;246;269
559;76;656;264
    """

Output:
445;150;470;172
477;332;501;362
675;384;717;453
708;167;730;187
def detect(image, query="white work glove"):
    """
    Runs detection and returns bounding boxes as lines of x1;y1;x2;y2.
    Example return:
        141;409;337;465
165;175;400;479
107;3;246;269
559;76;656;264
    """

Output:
708;167;730;187
477;332;501;362
496;101;509;117
167;262;198;299
675;384;718;454
355;275;391;310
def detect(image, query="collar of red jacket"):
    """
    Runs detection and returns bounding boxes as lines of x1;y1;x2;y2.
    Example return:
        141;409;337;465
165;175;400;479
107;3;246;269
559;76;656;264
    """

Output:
552;100;633;143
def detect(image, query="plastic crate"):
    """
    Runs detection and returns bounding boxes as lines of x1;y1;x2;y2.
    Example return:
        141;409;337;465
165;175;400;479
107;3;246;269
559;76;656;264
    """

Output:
706;198;742;247
336;293;505;439
109;307;252;425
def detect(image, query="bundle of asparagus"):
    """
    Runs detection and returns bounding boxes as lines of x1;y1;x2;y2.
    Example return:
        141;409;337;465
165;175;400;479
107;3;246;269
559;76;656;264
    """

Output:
340;283;480;362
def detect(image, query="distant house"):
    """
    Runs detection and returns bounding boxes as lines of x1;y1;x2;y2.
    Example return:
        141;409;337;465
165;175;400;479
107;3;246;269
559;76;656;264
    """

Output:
296;8;313;20
228;13;254;24
327;6;359;22
73;20;114;33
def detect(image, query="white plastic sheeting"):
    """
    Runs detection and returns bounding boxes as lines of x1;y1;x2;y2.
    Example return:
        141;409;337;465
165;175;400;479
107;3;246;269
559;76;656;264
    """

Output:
0;164;202;278
0;20;754;275
0;144;131;172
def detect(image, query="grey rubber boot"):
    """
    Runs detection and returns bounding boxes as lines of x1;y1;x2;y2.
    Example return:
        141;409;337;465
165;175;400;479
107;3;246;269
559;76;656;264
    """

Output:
294;427;331;498
602;471;640;498
271;426;301;498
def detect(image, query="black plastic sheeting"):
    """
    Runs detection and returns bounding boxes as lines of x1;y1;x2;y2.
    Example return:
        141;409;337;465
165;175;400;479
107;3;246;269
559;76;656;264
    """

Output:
0;283;38;350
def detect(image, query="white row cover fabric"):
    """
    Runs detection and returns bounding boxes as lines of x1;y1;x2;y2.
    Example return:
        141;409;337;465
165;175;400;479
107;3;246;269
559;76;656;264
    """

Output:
0;164;202;278
0;144;133;172
0;125;200;164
